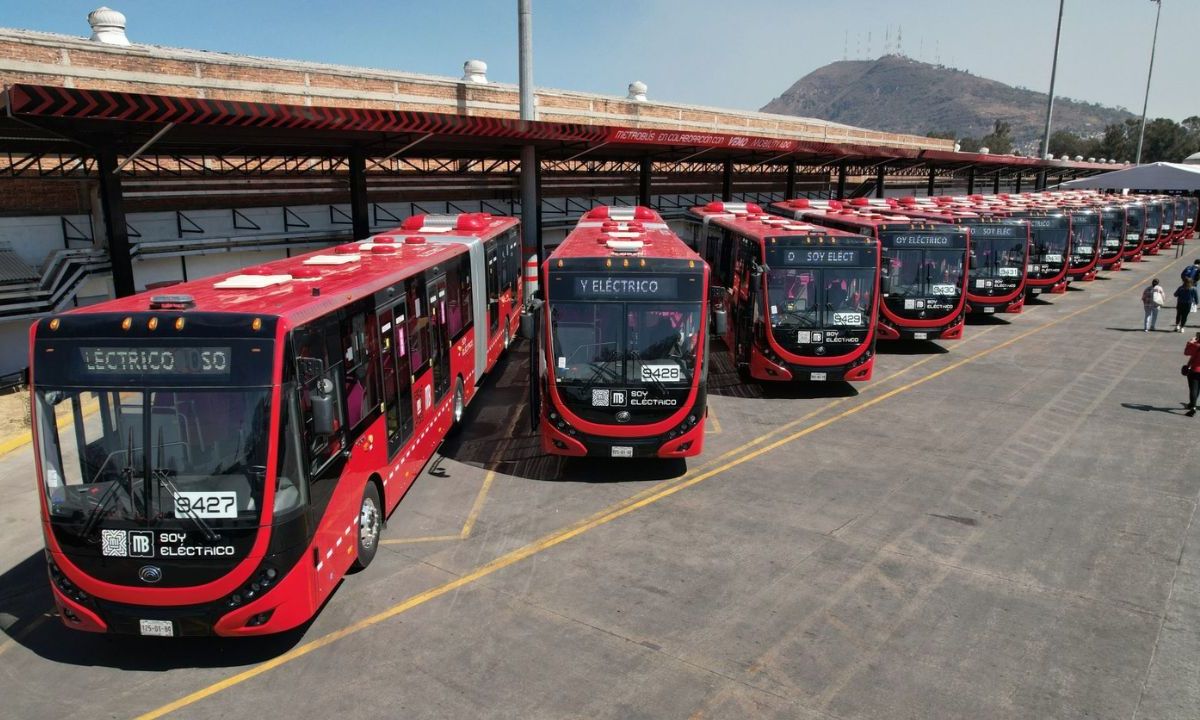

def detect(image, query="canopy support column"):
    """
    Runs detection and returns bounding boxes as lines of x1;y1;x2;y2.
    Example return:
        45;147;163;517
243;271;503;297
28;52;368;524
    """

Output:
348;147;369;240
96;144;135;298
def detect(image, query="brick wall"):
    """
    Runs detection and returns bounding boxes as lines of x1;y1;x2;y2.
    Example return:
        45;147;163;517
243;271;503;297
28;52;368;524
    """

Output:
0;29;955;152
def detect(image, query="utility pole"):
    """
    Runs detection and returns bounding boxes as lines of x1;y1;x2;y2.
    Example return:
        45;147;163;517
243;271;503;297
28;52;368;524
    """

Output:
1040;0;1065;160
1135;0;1163;164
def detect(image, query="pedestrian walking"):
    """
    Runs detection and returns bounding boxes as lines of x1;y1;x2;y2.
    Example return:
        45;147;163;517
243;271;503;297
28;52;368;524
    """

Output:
1143;278;1166;331
1175;279;1199;332
1184;331;1200;416
1180;259;1200;284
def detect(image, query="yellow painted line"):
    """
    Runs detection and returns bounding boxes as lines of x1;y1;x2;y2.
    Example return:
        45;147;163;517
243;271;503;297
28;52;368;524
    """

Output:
135;272;1148;720
0;397;99;459
458;470;495;539
706;406;722;435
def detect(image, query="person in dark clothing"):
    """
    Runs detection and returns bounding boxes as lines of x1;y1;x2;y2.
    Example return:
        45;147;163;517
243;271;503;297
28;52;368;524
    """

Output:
1182;259;1200;284
1175;279;1199;332
1185;332;1200;416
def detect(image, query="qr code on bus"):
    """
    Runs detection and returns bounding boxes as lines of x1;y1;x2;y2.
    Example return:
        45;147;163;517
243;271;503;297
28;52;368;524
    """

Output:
101;529;127;557
591;389;610;406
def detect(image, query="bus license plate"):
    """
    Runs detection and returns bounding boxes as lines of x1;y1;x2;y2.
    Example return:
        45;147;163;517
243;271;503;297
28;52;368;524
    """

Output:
810;372;827;381
611;446;633;458
983;306;995;313
1030;288;1041;295
913;332;928;340
139;619;174;637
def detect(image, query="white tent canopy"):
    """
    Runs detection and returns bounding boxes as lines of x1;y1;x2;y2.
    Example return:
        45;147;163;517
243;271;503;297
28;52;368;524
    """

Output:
1061;162;1200;191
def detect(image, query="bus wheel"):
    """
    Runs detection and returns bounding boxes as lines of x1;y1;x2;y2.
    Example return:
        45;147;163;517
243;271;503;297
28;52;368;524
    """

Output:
351;483;382;572
452;377;466;425
503;323;512;349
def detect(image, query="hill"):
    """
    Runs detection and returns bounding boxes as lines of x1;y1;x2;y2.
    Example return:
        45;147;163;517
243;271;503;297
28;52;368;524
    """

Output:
760;55;1135;152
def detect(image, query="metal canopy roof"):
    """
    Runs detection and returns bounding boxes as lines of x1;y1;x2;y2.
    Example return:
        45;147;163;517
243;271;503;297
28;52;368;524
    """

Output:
0;84;1114;175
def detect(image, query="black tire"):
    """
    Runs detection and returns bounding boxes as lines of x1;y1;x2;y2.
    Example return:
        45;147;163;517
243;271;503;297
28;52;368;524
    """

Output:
503;323;512;350
452;377;466;425
351;482;382;572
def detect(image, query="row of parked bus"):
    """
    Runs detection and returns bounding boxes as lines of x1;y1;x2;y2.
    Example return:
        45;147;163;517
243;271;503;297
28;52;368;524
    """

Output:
26;191;1198;637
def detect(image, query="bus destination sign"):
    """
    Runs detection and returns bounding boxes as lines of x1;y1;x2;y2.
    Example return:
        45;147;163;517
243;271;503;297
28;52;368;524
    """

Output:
80;347;232;376
772;248;867;266
570;276;679;300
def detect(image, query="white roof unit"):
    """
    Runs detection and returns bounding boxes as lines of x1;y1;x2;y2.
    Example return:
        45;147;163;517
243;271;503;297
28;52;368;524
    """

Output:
213;274;293;289
606;239;644;253
303;254;360;265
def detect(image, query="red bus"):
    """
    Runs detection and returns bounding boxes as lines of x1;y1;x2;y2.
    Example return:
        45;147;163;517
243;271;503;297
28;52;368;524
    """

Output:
538;206;709;459
770;199;969;341
1143;198;1166;254
886;203;1030;315
1062;207;1102;282
996;206;1072;296
30;213;521;636
688;202;879;382
1095;203;1128;272
1117;199;1149;262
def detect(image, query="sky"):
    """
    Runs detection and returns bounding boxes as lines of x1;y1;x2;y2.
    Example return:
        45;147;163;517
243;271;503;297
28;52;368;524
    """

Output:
2;0;1196;122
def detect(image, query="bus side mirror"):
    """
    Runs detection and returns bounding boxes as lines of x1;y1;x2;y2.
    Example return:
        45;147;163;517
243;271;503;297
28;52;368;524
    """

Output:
880;272;891;296
519;311;535;341
712;307;728;335
519;298;543;340
311;377;337;436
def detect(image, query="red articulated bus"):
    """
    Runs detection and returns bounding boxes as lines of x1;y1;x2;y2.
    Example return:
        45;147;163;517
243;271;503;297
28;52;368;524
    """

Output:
688;202;880;382
1116;198;1149;263
1142;198;1166;254
885;201;1030;315
769;198;969;342
30;213;521;637
538;206;709;459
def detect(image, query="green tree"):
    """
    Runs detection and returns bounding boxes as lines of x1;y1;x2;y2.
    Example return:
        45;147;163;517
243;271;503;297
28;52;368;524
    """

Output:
958;136;981;153
1048;129;1087;158
926;130;957;140
978;120;1013;155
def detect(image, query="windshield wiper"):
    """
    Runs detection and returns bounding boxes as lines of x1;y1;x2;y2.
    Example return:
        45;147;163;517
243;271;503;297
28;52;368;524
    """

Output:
153;427;219;542
80;430;139;539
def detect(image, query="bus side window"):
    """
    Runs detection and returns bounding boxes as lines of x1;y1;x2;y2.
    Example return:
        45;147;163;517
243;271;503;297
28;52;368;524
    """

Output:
446;253;473;339
407;276;431;374
339;302;380;432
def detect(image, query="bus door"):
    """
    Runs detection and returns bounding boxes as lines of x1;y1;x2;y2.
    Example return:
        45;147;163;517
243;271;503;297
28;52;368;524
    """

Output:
486;243;500;336
378;300;414;457
732;236;758;361
427;273;451;401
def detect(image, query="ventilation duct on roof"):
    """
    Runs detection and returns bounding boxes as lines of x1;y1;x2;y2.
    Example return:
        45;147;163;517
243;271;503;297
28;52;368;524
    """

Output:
88;7;130;46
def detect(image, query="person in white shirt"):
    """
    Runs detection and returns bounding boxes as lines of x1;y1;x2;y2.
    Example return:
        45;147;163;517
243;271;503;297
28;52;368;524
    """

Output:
1143;278;1166;331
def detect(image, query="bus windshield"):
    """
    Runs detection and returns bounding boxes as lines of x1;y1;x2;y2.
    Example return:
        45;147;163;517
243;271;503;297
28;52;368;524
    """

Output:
766;267;874;330
1069;216;1099;267
550;302;701;387
885;248;965;301
34;387;290;530
966;231;1026;281
1100;210;1125;256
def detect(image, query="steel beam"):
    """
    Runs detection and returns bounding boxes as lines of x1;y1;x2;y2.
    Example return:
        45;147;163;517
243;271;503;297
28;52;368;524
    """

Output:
638;156;652;207
927;168;936;196
348;148;369;240
993;171;1001;194
96;144;135;297
785;160;797;199
966;167;976;196
1015;173;1023;193
875;166;886;199
721;158;734;201
836;164;847;200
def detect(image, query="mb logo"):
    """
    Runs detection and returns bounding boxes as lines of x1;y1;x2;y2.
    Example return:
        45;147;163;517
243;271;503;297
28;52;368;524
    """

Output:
101;529;154;558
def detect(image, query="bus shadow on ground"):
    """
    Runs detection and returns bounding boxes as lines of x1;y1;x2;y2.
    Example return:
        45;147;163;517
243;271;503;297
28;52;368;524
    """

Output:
0;553;312;668
966;315;1012;327
1025;296;1054;306
877;340;950;356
